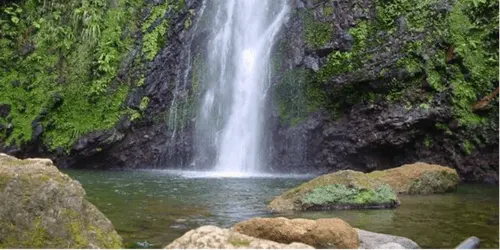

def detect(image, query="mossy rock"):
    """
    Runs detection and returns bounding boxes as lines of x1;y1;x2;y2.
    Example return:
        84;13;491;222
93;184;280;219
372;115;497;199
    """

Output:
367;162;459;194
0;153;122;248
268;170;400;212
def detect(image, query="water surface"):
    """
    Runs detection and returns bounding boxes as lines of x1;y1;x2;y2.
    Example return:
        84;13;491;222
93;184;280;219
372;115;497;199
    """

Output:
64;169;499;248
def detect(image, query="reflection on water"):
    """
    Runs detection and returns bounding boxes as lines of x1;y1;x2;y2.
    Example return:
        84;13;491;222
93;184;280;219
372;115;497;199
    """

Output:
64;169;499;248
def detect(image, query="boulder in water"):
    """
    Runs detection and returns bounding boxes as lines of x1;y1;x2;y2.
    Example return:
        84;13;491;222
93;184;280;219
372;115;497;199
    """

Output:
164;225;313;249
357;229;420;249
268;170;399;212
367;162;459;194
233;217;360;249
0;153;122;248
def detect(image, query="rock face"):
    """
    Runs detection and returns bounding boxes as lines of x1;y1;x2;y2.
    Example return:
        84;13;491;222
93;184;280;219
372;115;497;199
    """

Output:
233;217;360;249
268;0;498;183
164;225;313;249
368;162;459;194
0;0;204;172
357;229;420;249
0;154;122;248
268;170;399;212
1;0;497;185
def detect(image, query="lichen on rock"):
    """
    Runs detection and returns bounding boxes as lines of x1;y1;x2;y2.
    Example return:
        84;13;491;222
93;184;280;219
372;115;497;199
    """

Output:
0;153;122;248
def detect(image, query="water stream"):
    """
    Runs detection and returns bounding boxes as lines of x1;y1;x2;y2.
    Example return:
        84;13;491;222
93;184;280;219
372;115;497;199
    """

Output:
194;0;289;174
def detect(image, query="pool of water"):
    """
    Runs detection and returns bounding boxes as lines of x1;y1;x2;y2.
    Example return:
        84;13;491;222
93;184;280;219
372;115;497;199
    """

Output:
63;169;499;248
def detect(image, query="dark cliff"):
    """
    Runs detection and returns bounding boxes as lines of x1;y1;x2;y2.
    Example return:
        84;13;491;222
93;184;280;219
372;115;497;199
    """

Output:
0;0;498;183
269;0;498;183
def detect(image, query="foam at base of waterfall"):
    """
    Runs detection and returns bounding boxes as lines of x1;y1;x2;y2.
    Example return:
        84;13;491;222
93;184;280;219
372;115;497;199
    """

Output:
144;169;314;179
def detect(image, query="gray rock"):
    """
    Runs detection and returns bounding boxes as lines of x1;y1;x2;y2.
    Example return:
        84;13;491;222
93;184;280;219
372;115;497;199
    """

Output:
0;154;122;249
304;55;320;71
357;229;420;249
379;242;405;249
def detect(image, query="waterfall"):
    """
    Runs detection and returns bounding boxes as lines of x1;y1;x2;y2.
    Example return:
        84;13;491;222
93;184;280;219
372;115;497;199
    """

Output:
194;0;289;174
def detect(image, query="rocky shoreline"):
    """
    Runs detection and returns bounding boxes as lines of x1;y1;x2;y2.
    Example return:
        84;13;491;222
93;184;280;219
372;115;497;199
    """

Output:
166;217;421;249
1;153;429;249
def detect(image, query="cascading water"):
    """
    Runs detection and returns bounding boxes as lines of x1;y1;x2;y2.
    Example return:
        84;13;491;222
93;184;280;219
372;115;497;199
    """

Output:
194;0;289;175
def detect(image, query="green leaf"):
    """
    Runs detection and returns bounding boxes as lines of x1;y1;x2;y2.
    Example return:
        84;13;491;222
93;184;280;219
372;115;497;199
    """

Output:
11;16;19;24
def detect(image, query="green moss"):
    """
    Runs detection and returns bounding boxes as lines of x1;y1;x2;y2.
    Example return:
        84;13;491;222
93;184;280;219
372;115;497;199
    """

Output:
408;171;459;194
142;2;169;61
315;20;372;83
424;136;432;148
23;218;51;248
0;0;146;149
228;235;251;247
301;184;397;206
139;97;150;111
302;11;333;49
375;0;498;128
0;217;55;248
63;208;122;248
88;225;123;249
316;51;354;82
63;209;89;248
435;123;453;135
0;0;194;151
0;174;10;191
349;21;370;50
462;139;475;155
283;170;381;199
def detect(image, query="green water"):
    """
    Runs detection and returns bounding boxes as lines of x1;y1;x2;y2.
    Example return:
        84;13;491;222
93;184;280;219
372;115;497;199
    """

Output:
64;169;499;249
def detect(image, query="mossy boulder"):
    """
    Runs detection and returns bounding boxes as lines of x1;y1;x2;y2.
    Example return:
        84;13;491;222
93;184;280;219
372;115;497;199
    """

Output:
233;217;360;249
268;170;399;212
165;225;313;249
368;162;459;194
0;153;122;248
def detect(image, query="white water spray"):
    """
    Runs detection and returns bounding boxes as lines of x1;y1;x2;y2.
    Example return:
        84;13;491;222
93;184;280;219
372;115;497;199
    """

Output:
195;0;289;175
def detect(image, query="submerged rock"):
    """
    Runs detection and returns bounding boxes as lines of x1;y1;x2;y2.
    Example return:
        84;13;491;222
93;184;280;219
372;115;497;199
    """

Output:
367;162;459;194
268;170;399;212
233;217;360;249
0;153;122;248
357;229;420;249
164;225;313;249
